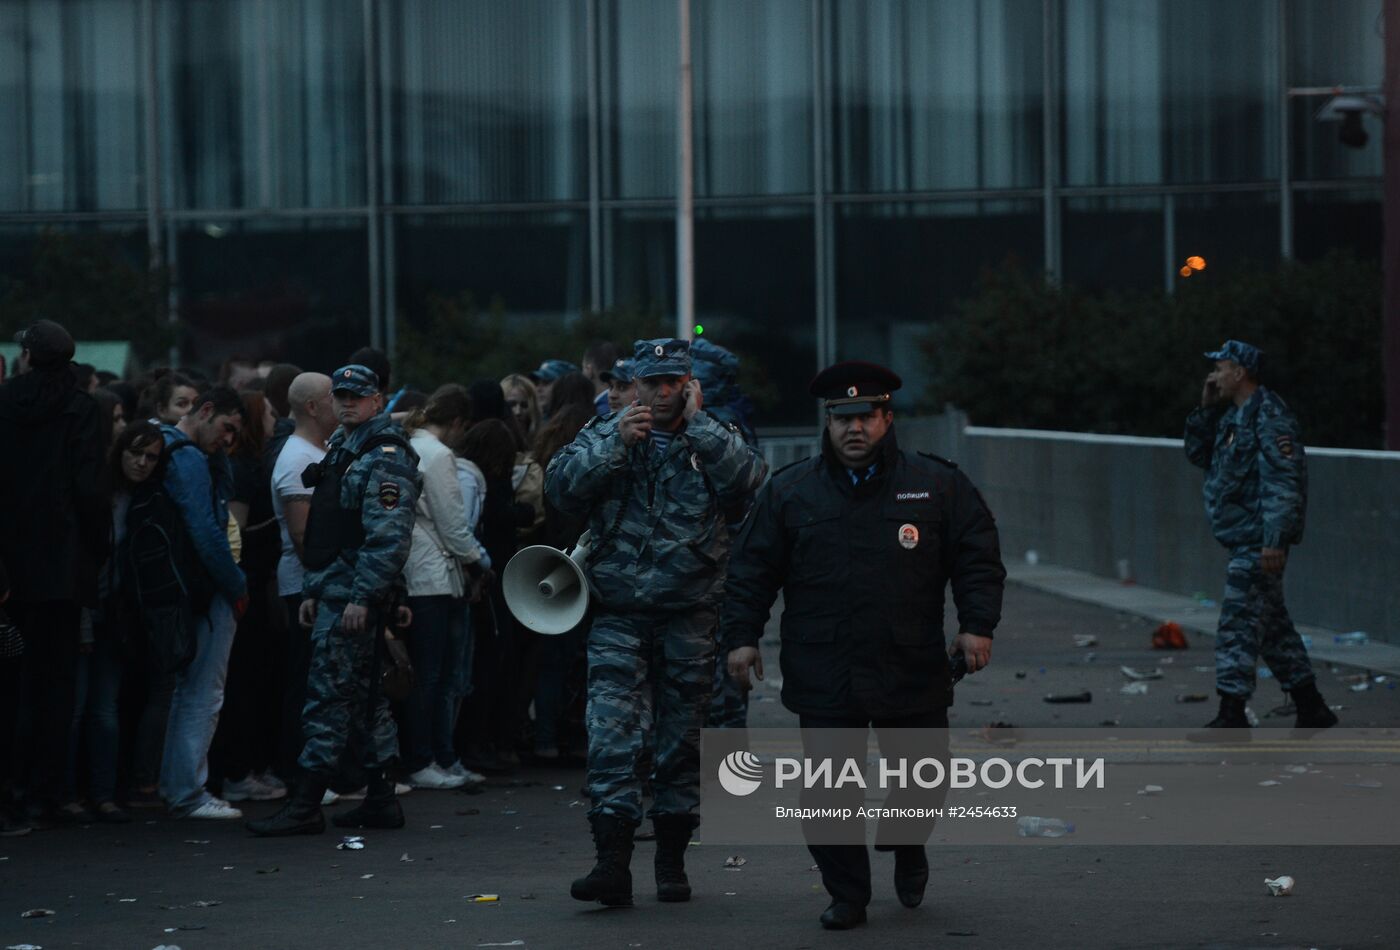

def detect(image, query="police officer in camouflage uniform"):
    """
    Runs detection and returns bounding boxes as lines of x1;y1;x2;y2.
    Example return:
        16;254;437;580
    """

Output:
690;338;759;731
248;365;422;836
691;338;757;444
546;338;768;906
1184;340;1337;732
600;357;637;413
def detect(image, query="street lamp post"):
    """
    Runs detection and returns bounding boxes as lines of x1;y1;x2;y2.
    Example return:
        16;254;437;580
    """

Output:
1386;0;1400;449
677;0;695;342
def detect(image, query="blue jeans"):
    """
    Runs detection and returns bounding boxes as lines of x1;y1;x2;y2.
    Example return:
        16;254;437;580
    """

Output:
403;596;470;772
160;597;237;815
71;629;125;803
449;597;473;706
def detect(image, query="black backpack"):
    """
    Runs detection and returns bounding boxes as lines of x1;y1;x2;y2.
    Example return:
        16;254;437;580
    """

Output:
124;437;217;616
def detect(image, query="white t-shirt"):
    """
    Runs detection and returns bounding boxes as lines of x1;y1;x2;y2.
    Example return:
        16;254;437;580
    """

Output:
271;433;327;597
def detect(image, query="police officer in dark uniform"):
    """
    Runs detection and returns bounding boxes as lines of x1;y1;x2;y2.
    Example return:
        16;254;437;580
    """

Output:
722;361;1005;931
248;365;420;837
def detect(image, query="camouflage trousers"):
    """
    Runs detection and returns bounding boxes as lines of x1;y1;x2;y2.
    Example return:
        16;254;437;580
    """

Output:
705;650;749;729
298;601;399;775
1214;548;1316;697
586;607;716;823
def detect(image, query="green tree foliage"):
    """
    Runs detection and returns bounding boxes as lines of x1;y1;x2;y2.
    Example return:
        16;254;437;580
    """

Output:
0;229;172;363
395;292;672;391
396;292;780;412
923;253;1383;448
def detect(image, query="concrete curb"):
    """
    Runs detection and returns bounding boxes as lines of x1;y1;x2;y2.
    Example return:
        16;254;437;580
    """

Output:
1006;561;1400;677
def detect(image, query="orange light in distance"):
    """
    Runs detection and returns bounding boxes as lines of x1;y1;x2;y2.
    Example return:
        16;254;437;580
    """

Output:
1179;265;1193;278
1186;255;1206;271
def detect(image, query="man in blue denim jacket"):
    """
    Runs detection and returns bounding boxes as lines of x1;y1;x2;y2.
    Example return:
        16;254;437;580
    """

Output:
158;385;249;819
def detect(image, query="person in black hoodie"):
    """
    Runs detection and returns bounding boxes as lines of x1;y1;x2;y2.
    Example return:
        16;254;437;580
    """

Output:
0;320;108;825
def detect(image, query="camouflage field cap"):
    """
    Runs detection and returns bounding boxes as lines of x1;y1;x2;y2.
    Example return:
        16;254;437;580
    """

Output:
331;364;380;397
632;338;692;378
600;357;636;385
1203;339;1263;373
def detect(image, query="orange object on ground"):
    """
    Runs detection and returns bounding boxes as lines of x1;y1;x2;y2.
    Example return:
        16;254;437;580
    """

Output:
1152;621;1188;650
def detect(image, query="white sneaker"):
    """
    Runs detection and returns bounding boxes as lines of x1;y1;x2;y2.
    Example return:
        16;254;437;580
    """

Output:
395;782;412;796
408;764;466;790
186;798;243;820
223;775;287;803
321;789;341;806
256;772;287;792
445;761;486;785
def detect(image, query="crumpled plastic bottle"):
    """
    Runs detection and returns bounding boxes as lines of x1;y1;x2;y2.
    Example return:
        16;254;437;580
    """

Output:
1017;816;1074;838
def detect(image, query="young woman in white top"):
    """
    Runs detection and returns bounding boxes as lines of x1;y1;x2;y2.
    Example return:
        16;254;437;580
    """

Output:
402;385;489;790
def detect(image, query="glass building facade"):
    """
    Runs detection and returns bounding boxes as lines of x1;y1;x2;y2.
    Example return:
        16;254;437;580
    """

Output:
0;0;1385;424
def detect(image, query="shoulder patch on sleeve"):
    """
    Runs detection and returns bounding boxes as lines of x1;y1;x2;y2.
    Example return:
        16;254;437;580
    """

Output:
378;480;401;510
1274;434;1295;457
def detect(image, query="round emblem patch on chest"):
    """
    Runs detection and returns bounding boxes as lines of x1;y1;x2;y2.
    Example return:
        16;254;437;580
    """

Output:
898;523;919;550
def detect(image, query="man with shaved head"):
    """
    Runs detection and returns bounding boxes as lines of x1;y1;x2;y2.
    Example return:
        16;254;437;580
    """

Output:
271;372;337;781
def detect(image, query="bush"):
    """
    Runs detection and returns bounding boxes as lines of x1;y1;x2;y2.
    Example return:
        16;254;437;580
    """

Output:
396;293;781;412
395;292;672;391
923;253;1383;448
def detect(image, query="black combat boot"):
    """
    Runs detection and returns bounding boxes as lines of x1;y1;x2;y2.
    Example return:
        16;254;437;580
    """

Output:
1290;680;1339;730
1187;693;1251;742
571;814;637;906
246;774;328;837
652;813;697;902
1202;692;1250;728
332;770;405;829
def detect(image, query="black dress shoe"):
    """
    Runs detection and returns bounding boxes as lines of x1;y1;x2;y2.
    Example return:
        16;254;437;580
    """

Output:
820;901;867;930
894;847;929;908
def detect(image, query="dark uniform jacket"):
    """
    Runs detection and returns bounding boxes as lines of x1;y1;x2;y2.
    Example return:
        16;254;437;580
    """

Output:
721;427;1005;718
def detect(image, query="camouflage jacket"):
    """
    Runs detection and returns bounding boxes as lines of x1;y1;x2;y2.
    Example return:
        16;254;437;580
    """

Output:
544;408;769;612
303;414;421;606
1184;386;1307;550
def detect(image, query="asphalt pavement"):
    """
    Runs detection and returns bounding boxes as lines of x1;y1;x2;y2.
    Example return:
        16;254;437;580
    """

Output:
2;583;1397;950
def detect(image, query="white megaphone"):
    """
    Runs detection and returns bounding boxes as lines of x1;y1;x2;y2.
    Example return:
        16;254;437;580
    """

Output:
502;531;594;635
